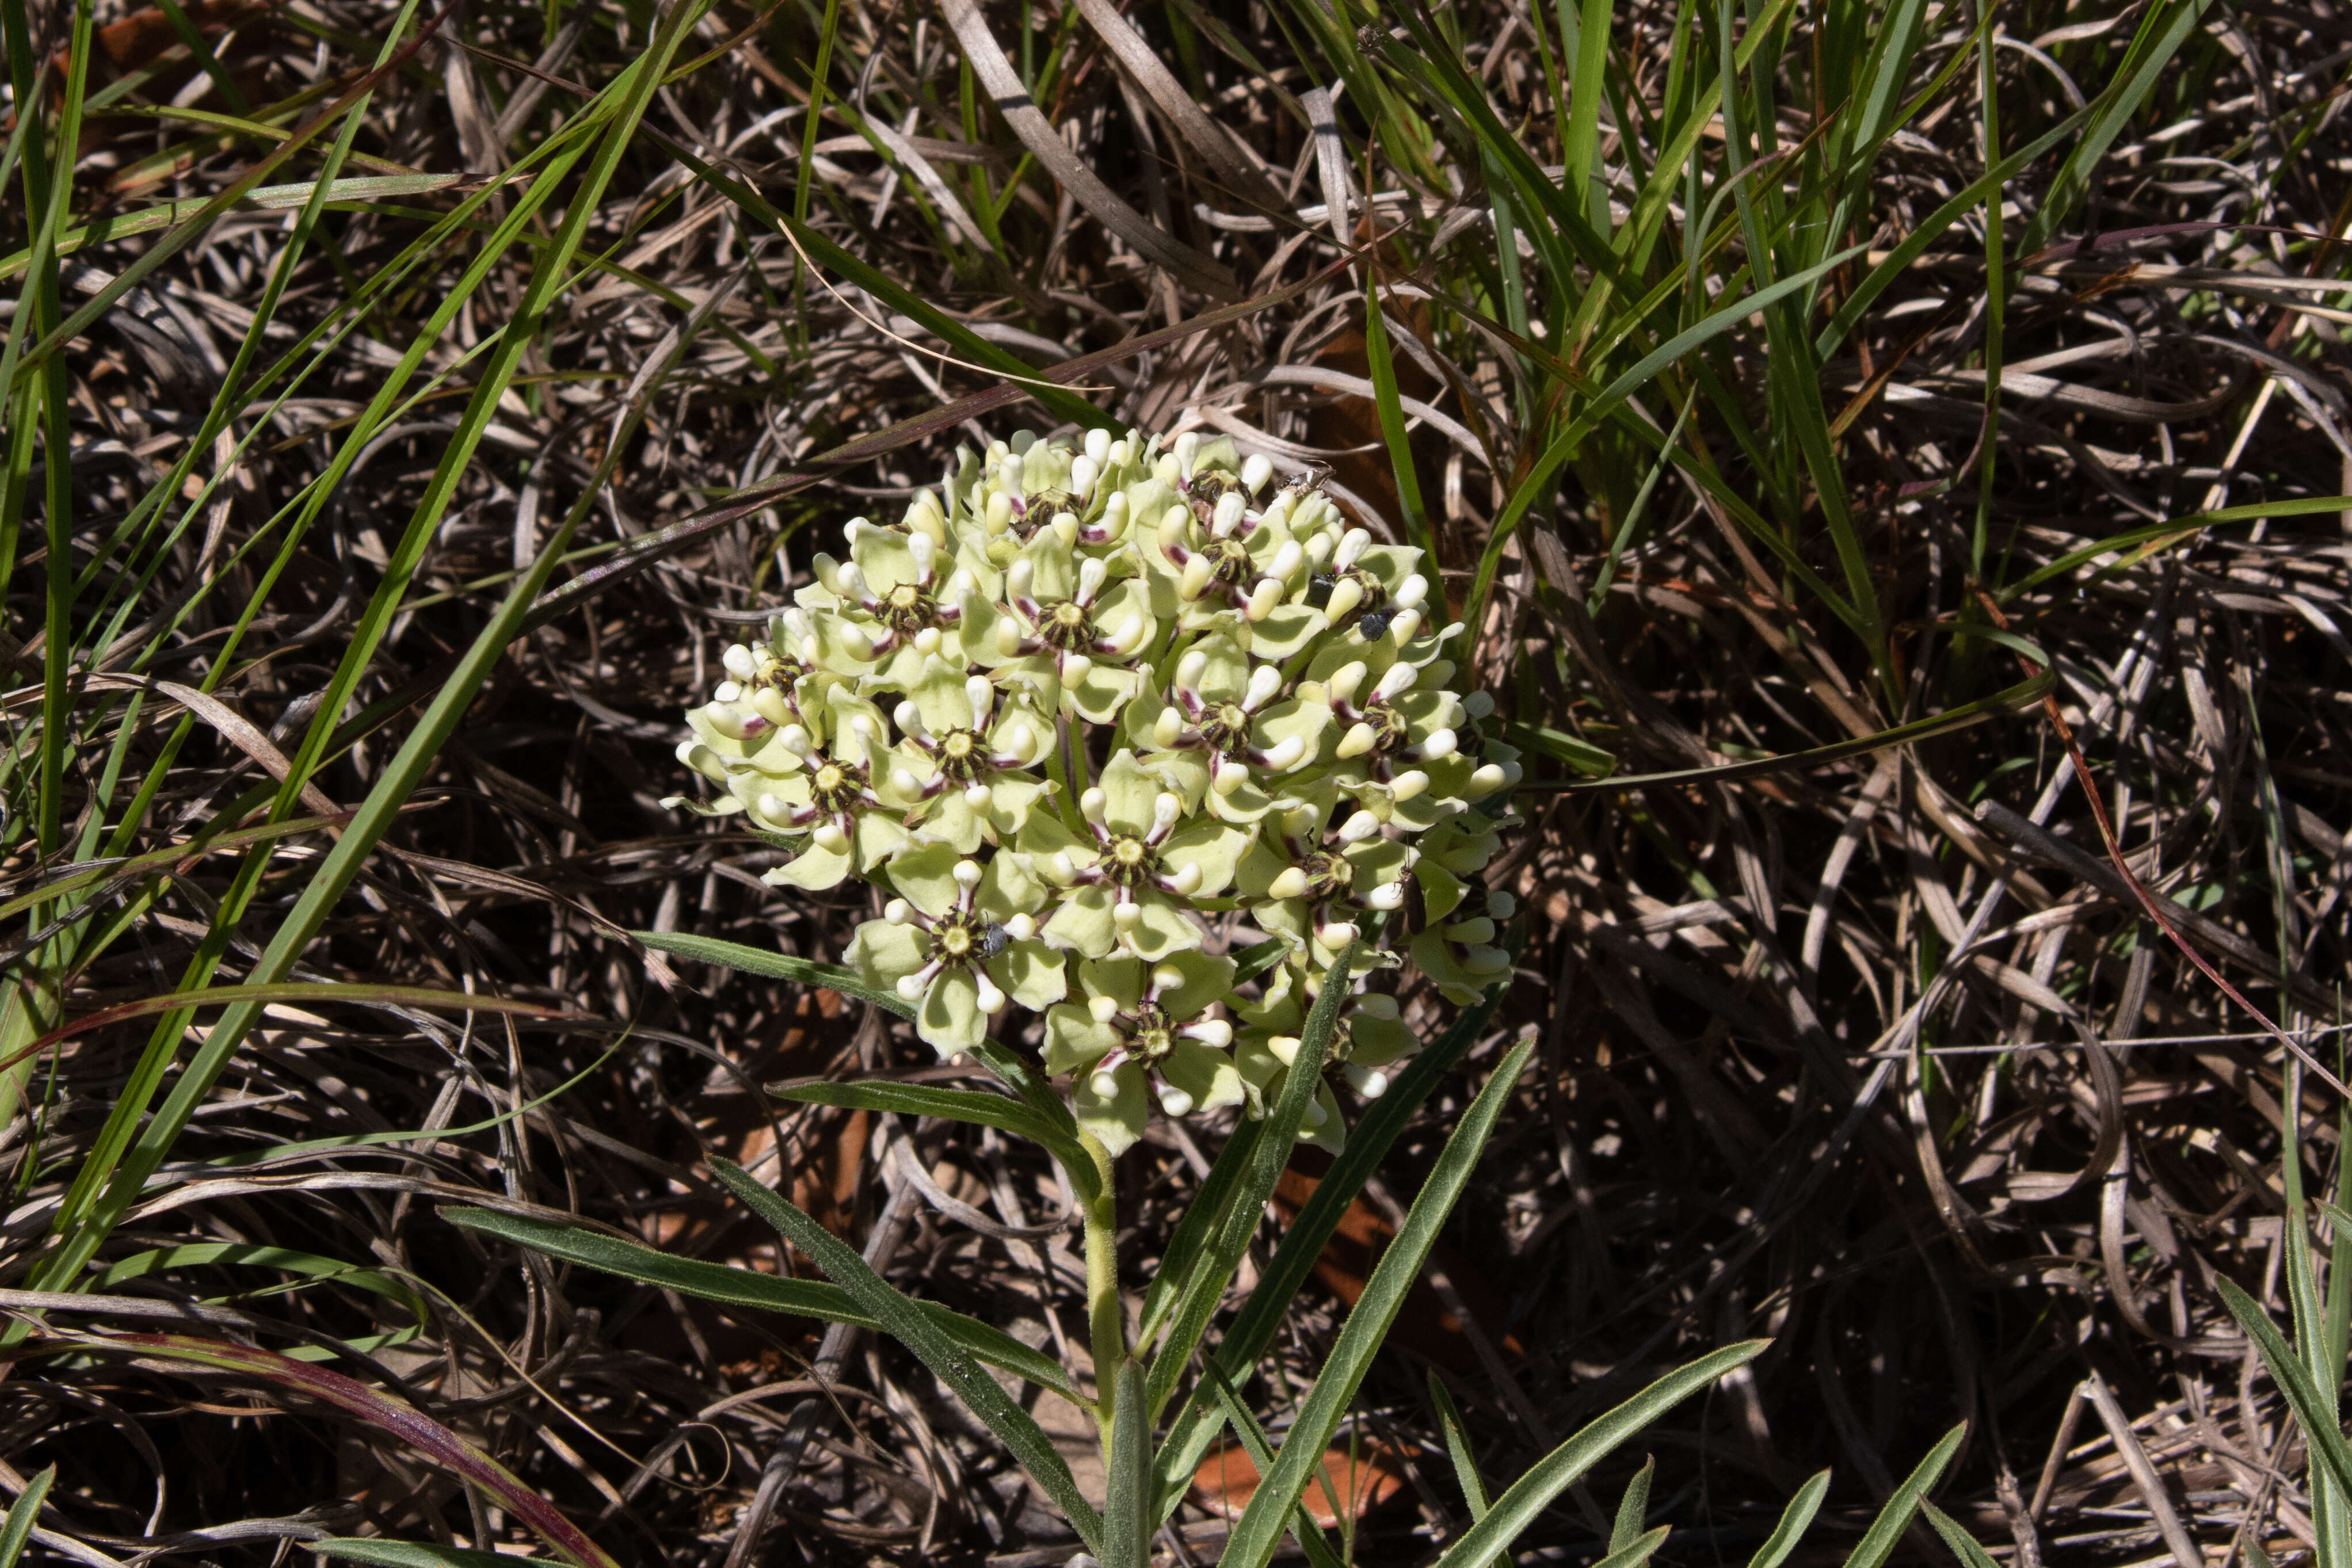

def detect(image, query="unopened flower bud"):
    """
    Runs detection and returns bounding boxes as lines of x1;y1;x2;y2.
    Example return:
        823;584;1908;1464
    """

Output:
1242;453;1273;494
1153;707;1186;747
1112;901;1142;931
1245;579;1284;620
811;823;849;854
1325;578;1366;621
1090;994;1122;1024
1268;1034;1303;1067
1393;574;1428;610
975;975;1007;1013
898;975;927;1001
885;899;912;925
1187;1018;1234;1047
1268;867;1311;900
1006;558;1034;600
1336;723;1378;759
1179;555;1215;601
1061;653;1094;685
1174;431;1200;476
952;857;984;888
1085;426;1112;466
1080;788;1107;823
1261;735;1307;771
1344;1065;1391;1098
1333;528;1372;569
1176;649;1208;692
1164;861;1203;894
1213;491;1246;533
722;643;757;680
1213;760;1249;795
1157;1081;1196;1116
1070;455;1099;499
1366;881;1406;910
964;783;993;808
1390;769;1430;802
1316;921;1357;951
893;768;924;796
985;490;1013;534
1375;662;1419;701
1466;763;1509;798
1420;728;1459;760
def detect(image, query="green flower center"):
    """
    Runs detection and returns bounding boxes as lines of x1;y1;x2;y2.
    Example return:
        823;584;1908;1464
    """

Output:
1199;701;1254;750
1186;472;1232;522
1367;703;1411;754
937;728;986;783
1295;850;1350;899
1039;598;1096;652
808;756;868;812
1105;835;1161;887
876;579;942;636
1130;1002;1176;1062
927;911;1002;967
1208;537;1253;585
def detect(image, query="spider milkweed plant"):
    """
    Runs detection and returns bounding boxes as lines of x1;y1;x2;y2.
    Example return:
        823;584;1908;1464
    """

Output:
450;428;1979;1568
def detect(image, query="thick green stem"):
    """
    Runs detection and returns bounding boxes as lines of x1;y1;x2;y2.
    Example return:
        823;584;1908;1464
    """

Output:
1079;1131;1124;1463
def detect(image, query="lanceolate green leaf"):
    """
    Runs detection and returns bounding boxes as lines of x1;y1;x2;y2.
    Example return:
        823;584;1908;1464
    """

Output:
2218;1275;2352;1504
440;1207;1077;1401
771;1078;1068;1150
1144;940;1360;1420
1747;1470;1829;1568
636;932;917;1016
1840;1422;1965;1568
1419;1342;1767;1568
1218;1036;1539;1568
1137;1116;1262;1346
1154;993;1501;1514
1103;1357;1152;1568
1917;1500;2002;1568
709;1160;1106;1551
0;1464;52;1568
317;1543;534;1568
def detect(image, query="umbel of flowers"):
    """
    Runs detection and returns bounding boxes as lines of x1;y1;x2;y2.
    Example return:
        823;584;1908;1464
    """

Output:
673;428;1520;1157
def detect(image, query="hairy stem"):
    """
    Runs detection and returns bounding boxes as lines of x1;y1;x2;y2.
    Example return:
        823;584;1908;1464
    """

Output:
1080;1130;1124;1463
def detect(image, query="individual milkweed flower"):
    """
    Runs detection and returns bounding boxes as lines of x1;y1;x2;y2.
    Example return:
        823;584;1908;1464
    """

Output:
956;429;1152;563
881;665;1055;852
989;535;1158;724
1411;887;1518;1006
1233;966;1419;1154
1043;952;1244;1156
799;519;998;696
1234;785;1416;966
1301;640;1483;830
847;844;1066;1056
1023;750;1252;961
733;688;912;891
1131;635;1330;823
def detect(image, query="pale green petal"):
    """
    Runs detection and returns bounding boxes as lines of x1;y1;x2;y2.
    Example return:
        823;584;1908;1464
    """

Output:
1242;603;1326;659
1122;895;1203;960
1076;956;1150;1012
1154;949;1236;1020
1069;663;1144;724
978;853;1049;917
847;918;927;987
918;968;987;1056
883;841;965;918
1043;1004;1120;1073
1203;773;1280;825
1341;836;1414;895
1191;635;1251;702
1415;857;1469;923
1353;544;1423;594
990;937;1069;1010
1073;1062;1149;1158
1161;1040;1246;1115
1234;836;1294;902
1299;1081;1348;1155
852;811;910;869
761;842;851;890
1135;749;1211;810
850;530;922;594
982;776;1052;837
1348;1014;1416;1069
909;790;986;853
911;659;980;733
1160;818;1251;895
1096;751;1161;837
1044;886;1120;958
1255;697;1331;756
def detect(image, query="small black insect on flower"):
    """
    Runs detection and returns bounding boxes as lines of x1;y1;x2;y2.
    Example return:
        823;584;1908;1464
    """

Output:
975;922;1013;960
1356;608;1393;640
1306;573;1338;608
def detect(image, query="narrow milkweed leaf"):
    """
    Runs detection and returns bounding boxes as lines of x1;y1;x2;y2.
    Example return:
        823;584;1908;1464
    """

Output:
439;1208;1077;1400
1144;940;1360;1419
1154;993;1501;1516
1231;937;1289;986
1611;1456;1655;1553
1137;1117;1263;1346
1103;1357;1152;1568
707;1159;1106;1552
2218;1276;2352;1503
1414;1341;1767;1568
1918;1500;2003;1568
49;1330;620;1568
1428;1370;1492;1523
769;1078;1068;1152
316;1543;535;1568
1200;1358;1345;1568
0;1465;52;1568
633;932;914;1017
1218;1036;1539;1568
1747;1470;1830;1568
1840;1422;1965;1568
100;1242;428;1328
1586;1525;1672;1568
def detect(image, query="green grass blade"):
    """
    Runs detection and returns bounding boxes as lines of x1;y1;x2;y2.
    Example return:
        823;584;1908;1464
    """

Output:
317;1543;536;1568
1747;1470;1830;1568
1217;1036;1537;1568
1418;1342;1767;1568
1361;288;1437;575
1201;1359;1345;1568
440;1206;1080;1399
2015;0;2213;255
710;1159;1104;1549
2220;1272;2352;1503
1841;1422;1964;1568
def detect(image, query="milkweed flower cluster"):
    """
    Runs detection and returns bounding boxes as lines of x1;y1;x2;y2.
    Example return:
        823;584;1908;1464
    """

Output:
673;429;1520;1156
